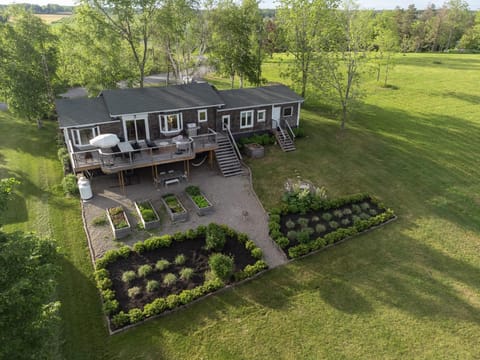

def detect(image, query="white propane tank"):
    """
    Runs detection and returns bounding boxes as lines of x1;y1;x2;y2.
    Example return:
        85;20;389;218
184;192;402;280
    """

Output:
78;176;93;200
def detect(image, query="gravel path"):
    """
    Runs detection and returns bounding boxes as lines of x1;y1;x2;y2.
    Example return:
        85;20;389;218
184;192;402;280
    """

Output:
82;166;288;268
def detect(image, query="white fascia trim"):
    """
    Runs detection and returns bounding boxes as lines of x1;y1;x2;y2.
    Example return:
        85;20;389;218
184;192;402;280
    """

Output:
217;100;303;112
60;119;119;129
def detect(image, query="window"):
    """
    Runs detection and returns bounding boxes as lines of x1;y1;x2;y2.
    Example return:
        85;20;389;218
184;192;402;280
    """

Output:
257;110;266;122
240;110;254;129
198;109;208;122
73;126;99;146
283;106;293;117
160;113;183;134
125;118;146;141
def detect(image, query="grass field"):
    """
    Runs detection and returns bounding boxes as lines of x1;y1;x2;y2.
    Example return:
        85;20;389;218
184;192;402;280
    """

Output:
34;13;72;24
1;53;480;359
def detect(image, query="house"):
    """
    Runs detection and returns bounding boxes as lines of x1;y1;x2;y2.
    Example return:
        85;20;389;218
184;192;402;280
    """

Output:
55;82;303;178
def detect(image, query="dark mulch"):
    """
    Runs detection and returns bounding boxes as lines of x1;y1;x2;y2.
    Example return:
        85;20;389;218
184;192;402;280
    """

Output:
107;235;256;312
280;199;385;249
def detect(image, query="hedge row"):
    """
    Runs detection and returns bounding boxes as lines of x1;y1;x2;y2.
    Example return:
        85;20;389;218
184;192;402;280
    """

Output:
94;223;267;330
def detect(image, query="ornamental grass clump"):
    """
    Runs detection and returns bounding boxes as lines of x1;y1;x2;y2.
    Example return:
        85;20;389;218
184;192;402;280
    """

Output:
163;273;177;286
285;219;296;229
329;221;339;230
174;254;186;266
315;224;326;233
121;270;136;284
128;286;141;298
138;264;153;278
179;267;194;281
155;259;170;271
146;280;160;293
322;212;332;221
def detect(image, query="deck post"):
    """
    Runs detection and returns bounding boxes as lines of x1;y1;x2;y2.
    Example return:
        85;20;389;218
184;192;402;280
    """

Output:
118;171;126;195
209;150;214;169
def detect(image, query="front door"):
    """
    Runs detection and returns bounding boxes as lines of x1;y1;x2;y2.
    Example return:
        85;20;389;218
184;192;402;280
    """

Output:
272;106;281;129
222;115;230;131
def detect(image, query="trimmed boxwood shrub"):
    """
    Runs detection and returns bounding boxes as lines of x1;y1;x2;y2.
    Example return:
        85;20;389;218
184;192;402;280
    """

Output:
209;253;234;281
146;280;160;292
137;264;153;278
205;223;226;251
121;270;136;283
163;273;177;286
251;247;263;259
155;259;170;271
275;236;289;249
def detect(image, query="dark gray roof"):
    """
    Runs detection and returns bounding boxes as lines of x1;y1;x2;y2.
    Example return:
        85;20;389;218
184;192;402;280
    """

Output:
101;82;225;115
55;97;113;128
218;85;303;110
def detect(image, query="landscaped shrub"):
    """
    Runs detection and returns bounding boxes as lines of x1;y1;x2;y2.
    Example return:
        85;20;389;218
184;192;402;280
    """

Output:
352;204;362;214
329;221;339;230
92;215;107;226
166;294;181;309
304;227;314;235
146;280;160;293
205;223;226;251
315;224;327;233
311;215;320;222
178;289;196;304
174;254;186;266
185;229;196;240
275;236;289;249
268;221;281;233
360;202;370;210
251;247;263;259
369;208;378;216
208;253;234;281
245;240;256;251
155;259;170;271
297;230;311;244
285;219;296;229
94;269;112;290
343;208;352;216
237;232;249;243
341;218;351;226
137;264;153;278
103;298;119;316
322;212;332;221
128;286;141;298
179;267;194;281
269;214;281;223
240;260;267;279
297;217;309;228
288;244;310;258
121;270;136;284
96;246;132;269
333;209;343;218
143;235;172;251
352;215;361;223
112;311;130;328
140;208;156;222
163;273;177;286
128;308;144;323
143;298;167;317
360;212;370;220
287;230;298;241
61;174;78;196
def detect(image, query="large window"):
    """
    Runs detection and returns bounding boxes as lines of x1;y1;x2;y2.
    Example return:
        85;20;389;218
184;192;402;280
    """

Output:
198;109;207;122
73;126;99;146
283;106;293;117
125;118;146;141
257;110;266;122
160;113;183;134
240;110;254;129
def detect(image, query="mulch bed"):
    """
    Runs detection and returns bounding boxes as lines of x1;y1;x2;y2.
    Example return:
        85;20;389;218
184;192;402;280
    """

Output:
107;235;256;313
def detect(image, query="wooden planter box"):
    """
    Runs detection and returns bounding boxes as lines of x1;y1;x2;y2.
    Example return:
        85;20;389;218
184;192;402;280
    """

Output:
106;207;131;239
186;192;214;216
244;143;264;158
161;195;188;223
134;200;160;230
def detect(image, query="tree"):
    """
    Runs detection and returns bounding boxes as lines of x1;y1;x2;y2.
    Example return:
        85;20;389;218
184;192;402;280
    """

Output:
55;6;135;95
443;0;472;50
80;0;160;88
277;0;338;97
0;178;60;359
313;1;373;129
0;7;57;127
459;11;480;50
374;11;399;87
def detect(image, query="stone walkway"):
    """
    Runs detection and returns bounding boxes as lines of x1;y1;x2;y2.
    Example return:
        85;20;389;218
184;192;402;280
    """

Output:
82;165;288;268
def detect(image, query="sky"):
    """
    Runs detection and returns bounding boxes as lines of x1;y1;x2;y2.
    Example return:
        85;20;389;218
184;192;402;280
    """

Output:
0;0;479;10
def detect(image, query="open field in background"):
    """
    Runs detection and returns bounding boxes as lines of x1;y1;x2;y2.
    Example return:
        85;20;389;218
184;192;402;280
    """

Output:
34;13;72;24
1;53;480;359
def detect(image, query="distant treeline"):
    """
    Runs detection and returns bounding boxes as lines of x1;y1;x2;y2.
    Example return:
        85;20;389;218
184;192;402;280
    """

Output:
0;3;73;14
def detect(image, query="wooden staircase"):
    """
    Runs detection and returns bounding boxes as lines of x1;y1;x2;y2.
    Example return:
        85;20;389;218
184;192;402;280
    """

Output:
273;126;296;152
215;134;243;177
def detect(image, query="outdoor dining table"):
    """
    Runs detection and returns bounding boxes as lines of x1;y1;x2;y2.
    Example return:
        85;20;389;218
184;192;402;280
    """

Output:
118;141;134;153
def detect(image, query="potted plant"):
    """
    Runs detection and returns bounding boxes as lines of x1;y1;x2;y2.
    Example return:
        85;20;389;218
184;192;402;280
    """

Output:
106;206;131;239
161;194;188;222
185;185;214;216
134;200;160;230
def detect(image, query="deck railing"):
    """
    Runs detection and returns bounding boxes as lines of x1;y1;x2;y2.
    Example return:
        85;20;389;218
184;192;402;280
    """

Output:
192;128;217;152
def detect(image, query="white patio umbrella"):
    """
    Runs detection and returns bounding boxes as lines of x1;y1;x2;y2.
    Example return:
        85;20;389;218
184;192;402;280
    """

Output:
89;133;120;148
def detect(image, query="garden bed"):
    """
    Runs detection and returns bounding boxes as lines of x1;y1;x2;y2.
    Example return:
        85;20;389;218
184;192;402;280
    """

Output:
94;223;267;332
106;206;131;239
161;194;188;222
269;192;395;259
185;185;214;216
134;200;160;230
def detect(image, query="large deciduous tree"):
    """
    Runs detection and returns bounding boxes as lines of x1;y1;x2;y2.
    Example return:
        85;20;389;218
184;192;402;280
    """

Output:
277;0;338;97
81;0;160;88
0;8;57;127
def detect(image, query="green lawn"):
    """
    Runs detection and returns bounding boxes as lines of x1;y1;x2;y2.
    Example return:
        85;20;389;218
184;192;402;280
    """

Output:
1;53;480;359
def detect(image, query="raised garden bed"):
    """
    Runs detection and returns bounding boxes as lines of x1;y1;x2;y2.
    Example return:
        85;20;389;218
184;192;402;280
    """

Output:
185;185;214;216
94;223;267;332
106;206;131;239
269;192;395;259
134;200;160;230
161;194;188;222
244;143;265;158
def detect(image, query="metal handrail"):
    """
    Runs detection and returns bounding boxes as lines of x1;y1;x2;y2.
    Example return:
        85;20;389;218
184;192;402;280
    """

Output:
225;125;243;160
285;120;296;139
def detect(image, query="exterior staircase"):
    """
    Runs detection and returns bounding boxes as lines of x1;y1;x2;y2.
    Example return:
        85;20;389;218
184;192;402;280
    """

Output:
273;126;296;152
215;134;243;177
